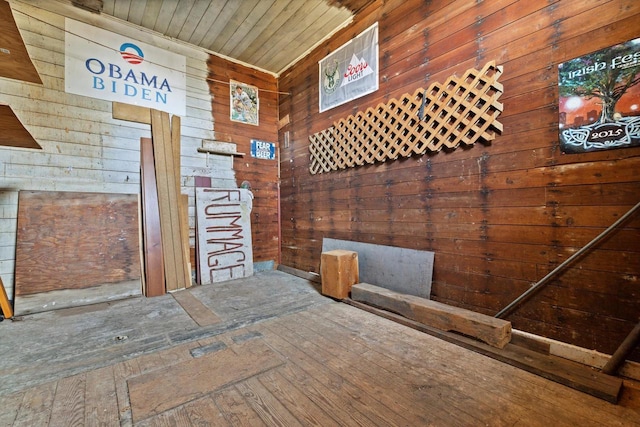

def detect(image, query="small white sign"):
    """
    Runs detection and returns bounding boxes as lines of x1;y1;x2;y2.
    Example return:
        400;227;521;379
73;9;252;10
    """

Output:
65;19;186;116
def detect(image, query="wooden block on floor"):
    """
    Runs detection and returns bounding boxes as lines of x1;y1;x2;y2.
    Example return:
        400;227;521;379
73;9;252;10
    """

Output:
351;283;511;349
128;340;283;423
320;250;358;299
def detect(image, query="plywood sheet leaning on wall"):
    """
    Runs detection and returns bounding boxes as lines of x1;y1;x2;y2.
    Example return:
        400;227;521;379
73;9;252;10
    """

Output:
14;191;142;315
196;188;254;284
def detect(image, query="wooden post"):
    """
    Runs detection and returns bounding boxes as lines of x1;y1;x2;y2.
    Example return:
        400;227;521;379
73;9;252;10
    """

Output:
320;250;359;299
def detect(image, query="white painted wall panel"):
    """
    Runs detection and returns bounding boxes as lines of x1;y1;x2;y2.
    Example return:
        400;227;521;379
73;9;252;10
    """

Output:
0;2;230;301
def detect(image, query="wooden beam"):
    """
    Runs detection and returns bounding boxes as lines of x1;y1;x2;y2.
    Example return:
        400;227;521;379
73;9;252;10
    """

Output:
112;102;151;124
351;283;512;349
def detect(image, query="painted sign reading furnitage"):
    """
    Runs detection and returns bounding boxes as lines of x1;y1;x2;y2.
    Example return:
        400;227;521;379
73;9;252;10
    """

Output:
196;188;254;284
65;19;186;116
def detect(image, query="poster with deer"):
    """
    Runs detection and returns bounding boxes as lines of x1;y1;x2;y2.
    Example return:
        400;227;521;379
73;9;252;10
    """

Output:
318;22;378;113
558;37;640;153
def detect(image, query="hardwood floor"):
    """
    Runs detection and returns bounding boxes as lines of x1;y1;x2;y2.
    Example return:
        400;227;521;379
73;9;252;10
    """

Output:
1;271;638;426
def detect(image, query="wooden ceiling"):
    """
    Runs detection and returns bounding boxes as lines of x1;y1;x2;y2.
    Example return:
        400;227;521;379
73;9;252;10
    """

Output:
96;0;376;75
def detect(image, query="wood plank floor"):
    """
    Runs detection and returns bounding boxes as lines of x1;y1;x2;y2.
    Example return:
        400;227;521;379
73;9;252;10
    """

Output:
1;271;639;426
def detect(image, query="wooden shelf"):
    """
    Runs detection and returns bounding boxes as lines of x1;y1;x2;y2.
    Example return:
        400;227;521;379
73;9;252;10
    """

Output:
197;147;245;156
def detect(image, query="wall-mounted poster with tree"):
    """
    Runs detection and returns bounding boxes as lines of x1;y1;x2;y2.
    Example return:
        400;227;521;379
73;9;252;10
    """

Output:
558;37;640;153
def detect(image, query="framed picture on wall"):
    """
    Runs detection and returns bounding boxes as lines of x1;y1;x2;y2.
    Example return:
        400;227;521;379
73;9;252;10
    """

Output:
558;37;640;153
230;80;259;125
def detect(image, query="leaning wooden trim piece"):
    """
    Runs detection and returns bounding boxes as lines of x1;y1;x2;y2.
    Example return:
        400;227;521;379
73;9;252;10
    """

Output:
0;276;13;319
351;283;511;349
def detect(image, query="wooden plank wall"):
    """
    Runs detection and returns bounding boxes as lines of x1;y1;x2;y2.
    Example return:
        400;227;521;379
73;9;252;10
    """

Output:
206;59;280;266
278;0;640;359
0;2;227;300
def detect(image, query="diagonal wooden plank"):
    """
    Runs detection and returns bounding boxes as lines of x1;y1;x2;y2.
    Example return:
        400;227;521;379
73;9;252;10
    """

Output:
172;289;221;327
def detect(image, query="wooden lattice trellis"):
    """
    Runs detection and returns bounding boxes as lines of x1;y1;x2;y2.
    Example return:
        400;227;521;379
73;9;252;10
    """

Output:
309;61;504;174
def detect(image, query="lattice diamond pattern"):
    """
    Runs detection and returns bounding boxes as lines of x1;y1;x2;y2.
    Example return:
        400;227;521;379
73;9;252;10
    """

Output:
309;61;504;174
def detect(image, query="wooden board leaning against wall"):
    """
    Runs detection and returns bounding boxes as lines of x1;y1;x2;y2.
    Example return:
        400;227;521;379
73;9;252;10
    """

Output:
277;0;640;360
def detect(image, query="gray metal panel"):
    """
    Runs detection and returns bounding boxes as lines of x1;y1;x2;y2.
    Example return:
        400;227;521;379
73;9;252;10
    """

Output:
322;238;433;299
